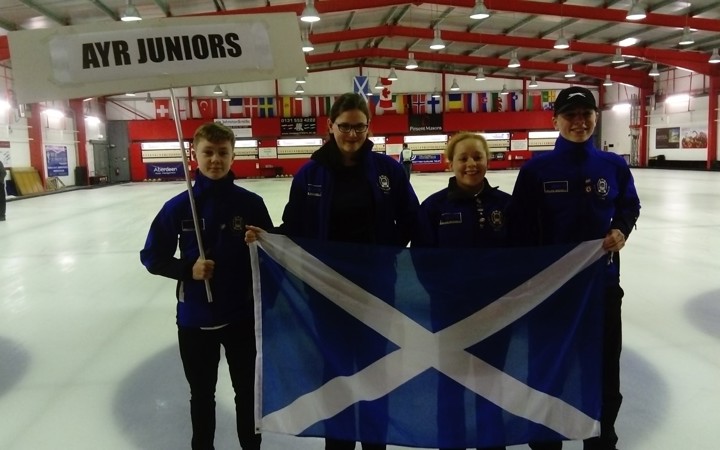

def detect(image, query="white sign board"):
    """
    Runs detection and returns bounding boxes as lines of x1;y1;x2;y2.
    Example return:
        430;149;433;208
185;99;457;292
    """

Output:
9;14;306;103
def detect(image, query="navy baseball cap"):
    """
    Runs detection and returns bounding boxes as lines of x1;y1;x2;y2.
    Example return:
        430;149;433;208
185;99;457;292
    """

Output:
553;86;598;115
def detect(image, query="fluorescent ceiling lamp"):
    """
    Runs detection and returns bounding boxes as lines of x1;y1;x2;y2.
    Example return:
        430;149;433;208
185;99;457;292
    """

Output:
709;49;720;64
528;76;538;88
294;84;305;93
475;68;486;81
500;84;509;95
678;27;694;46
0;99;10;110
554;30;570;50
43;108;65;119
665;93;690;104
126;92;136;96
431;90;441;98
406;53;418;70
612;48;625;64
626;1;646;21
121;1;142;22
145;93;153;103
374;78;383;90
85;116;101;125
295;76;306;84
469;0;491;20
223;92;231;102
212;85;223;95
300;0;320;23
649;63;660;77
618;37;638;47
564;64;576;78
387;68;398;81
429;27;446;50
612;102;631;111
450;78;460;91
603;75;613;86
507;51;520;68
302;37;314;52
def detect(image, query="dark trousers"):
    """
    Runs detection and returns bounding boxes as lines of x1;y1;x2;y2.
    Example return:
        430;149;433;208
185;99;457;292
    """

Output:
402;162;412;179
0;181;5;218
325;439;385;450
529;285;624;450
178;321;260;450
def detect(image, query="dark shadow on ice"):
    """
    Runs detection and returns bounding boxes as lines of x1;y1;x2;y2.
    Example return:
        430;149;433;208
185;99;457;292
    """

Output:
684;289;720;339
0;336;30;397
113;345;237;449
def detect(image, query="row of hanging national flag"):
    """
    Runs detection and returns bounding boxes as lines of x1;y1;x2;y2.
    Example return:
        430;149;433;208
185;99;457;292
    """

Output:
153;91;561;120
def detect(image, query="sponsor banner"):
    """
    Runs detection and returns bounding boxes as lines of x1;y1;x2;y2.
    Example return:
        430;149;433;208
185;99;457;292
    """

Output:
408;115;443;133
145;162;184;179
280;117;317;136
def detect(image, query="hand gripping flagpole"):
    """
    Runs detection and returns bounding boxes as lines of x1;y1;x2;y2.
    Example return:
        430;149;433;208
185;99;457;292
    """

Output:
169;88;213;303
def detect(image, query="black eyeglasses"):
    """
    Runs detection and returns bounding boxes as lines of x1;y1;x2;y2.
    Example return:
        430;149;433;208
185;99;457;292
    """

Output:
335;123;369;134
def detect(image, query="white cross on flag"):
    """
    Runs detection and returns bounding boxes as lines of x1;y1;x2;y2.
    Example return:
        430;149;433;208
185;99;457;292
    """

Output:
353;76;370;101
251;233;606;448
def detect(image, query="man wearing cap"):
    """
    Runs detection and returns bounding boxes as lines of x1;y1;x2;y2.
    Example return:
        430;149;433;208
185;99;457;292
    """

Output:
506;86;641;450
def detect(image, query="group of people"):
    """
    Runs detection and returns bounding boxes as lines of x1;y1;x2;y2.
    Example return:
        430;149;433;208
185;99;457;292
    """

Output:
140;87;640;450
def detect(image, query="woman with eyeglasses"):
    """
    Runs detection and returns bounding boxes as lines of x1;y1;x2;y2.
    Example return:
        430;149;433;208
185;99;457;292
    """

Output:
246;92;419;450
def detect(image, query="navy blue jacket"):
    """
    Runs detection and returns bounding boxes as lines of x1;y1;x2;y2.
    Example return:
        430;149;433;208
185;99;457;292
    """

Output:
506;136;641;283
140;171;273;327
278;138;419;246
415;177;511;248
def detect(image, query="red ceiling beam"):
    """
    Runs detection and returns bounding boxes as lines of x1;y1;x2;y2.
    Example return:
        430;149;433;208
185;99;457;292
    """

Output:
0;36;9;61
306;47;653;89
311;25;715;76
215;1;720;33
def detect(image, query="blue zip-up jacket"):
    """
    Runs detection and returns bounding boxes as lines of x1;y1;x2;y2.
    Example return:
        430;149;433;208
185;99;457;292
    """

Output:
415;177;511;248
140;170;273;327
506;135;640;284
278;138;419;246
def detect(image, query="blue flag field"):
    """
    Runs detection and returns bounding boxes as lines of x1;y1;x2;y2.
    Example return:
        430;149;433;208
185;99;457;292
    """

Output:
250;233;607;448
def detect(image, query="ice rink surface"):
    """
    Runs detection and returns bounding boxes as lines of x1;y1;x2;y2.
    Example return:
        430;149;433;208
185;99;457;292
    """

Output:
1;169;719;449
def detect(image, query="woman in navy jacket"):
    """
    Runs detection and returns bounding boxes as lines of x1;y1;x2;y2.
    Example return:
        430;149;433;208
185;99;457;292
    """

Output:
414;132;510;450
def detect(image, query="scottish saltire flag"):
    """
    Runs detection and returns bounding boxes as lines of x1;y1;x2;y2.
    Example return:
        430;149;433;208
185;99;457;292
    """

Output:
250;233;606;448
353;76;370;101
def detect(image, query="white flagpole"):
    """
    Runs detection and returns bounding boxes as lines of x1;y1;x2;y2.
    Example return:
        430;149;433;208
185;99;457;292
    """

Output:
169;88;213;303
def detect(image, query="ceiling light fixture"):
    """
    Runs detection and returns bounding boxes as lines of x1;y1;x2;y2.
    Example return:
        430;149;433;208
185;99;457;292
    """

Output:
295;76;306;84
507;51;520;68
294;84;305;94
612;48;625;64
126;92;136;97
121;0;142;22
626;1;646;21
475;68;486;81
429;26;446;50
145;93;153;103
450;78;460;91
301;35;314;53
212;85;223;95
406;53;418;70
709;49;720;64
374;77;384;90
564;64;576;78
649;63;660;77
500;84;509;95
300;0;320;23
603;75;613;87
469;0;491;20
528;76;538;88
678;27;694;46
554;30;570;50
223;91;231;102
387;67;398;81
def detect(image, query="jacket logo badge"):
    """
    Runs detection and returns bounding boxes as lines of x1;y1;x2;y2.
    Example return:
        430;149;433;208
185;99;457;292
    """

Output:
490;210;504;228
232;216;245;232
596;178;609;197
378;175;391;192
